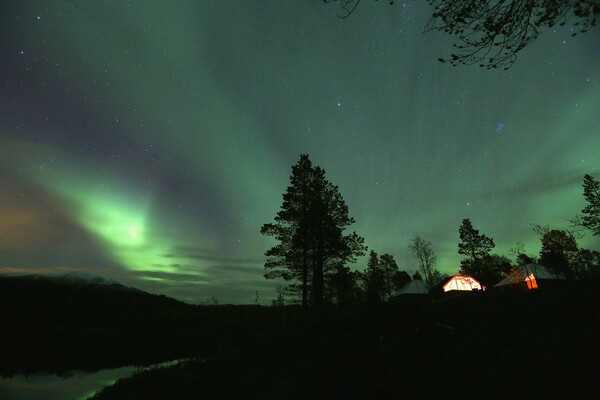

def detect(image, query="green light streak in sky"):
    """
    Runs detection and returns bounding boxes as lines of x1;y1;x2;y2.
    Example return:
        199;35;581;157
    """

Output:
43;1;287;226
0;138;189;276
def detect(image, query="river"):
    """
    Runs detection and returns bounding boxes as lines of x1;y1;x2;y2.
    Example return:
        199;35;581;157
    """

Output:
0;359;182;400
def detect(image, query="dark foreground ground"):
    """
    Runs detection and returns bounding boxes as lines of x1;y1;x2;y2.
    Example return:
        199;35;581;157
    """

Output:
89;285;599;400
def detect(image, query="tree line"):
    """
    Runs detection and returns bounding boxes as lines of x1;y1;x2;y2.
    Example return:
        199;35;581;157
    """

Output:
261;155;599;306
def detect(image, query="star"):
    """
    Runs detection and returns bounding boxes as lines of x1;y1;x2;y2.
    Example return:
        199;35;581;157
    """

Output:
0;0;597;305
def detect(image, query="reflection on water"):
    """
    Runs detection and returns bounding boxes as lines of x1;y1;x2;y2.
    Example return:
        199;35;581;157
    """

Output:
0;360;182;400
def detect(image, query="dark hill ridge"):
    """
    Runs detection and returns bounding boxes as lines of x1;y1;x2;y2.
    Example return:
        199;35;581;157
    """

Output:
0;273;191;330
0;271;141;291
0;274;205;376
22;272;122;285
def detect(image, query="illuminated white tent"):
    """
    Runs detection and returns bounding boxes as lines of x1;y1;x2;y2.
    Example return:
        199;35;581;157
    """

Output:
442;274;484;292
397;279;428;295
494;264;557;289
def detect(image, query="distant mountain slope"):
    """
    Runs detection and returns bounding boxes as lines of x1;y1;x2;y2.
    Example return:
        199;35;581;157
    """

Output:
0;271;133;289
0;273;193;329
0;273;206;376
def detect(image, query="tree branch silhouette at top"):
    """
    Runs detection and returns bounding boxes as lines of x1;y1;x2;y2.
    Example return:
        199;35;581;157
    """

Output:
325;0;599;69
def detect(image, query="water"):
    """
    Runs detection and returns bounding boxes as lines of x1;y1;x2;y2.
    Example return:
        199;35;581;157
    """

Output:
0;360;182;400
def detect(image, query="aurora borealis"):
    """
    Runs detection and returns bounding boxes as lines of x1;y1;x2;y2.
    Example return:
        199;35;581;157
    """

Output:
1;1;598;304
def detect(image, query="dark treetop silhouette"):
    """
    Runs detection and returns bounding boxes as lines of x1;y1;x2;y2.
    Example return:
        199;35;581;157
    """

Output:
457;218;496;284
575;174;600;235
537;227;580;280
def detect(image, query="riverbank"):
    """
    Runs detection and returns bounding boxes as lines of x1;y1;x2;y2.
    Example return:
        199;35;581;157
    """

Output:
0;359;185;400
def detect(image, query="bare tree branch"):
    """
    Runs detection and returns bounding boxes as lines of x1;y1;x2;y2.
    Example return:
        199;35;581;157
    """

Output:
326;0;599;69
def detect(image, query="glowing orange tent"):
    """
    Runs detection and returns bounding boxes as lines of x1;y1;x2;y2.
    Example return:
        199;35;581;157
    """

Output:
494;264;557;290
442;274;485;292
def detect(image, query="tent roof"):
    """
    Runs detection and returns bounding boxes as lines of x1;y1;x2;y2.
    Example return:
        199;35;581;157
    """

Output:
442;274;484;292
494;264;559;287
397;279;428;295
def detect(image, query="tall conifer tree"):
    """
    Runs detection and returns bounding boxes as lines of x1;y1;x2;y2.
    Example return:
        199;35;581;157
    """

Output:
457;219;495;282
580;174;600;236
261;154;366;307
364;250;384;303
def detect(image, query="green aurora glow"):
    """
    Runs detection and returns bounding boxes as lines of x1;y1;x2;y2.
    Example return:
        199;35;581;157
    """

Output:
0;1;598;303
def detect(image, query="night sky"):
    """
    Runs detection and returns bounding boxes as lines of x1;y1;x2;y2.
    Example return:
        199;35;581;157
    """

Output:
1;1;598;304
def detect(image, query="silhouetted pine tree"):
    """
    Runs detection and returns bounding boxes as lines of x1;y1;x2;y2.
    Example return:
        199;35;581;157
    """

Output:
539;229;579;280
579;174;600;235
364;250;385;303
261;154;366;307
327;264;361;305
379;253;399;300
457;218;495;282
